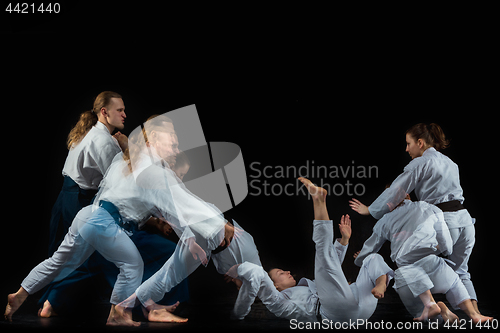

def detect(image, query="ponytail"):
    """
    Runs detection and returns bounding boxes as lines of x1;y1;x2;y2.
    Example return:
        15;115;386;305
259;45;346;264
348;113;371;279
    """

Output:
67;110;98;149
428;123;449;150
406;123;449;151
66;91;122;149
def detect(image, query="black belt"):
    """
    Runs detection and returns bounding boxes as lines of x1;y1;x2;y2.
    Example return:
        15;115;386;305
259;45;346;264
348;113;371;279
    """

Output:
211;220;234;255
315;300;322;322
435;200;464;212
99;200;134;233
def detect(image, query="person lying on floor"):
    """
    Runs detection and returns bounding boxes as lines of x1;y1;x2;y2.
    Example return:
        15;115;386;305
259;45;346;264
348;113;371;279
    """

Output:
227;177;393;323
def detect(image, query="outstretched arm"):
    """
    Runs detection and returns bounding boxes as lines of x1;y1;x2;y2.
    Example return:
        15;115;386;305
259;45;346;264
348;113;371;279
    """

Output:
349;198;370;216
353;232;385;267
231;262;299;321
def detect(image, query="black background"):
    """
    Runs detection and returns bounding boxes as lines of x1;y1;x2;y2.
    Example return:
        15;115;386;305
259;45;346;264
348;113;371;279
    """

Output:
2;3;498;318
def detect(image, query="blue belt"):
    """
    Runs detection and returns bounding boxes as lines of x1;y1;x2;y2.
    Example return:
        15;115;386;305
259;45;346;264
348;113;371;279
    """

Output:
98;200;135;233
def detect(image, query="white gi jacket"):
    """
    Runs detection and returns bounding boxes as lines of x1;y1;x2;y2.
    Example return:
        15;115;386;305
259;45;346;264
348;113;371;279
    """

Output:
62;121;121;190
355;200;453;267
95;150;226;245
368;148;469;228
232;240;348;322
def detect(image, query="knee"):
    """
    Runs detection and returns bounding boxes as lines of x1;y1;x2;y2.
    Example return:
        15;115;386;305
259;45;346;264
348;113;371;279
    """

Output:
446;277;471;309
121;257;144;280
130;257;144;272
362;253;383;265
312;220;334;244
459;272;471;281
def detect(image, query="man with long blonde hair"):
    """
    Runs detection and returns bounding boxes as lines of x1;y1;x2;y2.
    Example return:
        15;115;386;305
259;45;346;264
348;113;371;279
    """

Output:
49;91;126;255
42;91;127;317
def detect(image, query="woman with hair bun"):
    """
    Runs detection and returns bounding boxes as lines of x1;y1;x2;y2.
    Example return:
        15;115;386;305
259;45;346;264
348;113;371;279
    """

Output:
349;123;482;316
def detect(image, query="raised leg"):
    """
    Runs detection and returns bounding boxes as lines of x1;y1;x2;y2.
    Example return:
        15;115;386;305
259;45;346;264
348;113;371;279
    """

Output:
298;177;329;220
298;177;358;321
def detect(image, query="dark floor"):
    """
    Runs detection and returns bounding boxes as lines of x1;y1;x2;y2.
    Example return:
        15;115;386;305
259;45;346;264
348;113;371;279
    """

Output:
3;258;498;332
2;287;497;332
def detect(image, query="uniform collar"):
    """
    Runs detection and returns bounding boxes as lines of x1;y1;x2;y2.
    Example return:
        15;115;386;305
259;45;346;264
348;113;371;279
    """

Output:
95;120;112;134
422;147;436;156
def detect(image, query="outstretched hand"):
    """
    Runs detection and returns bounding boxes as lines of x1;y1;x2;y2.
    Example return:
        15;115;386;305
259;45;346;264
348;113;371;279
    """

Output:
187;238;208;266
224;274;243;290
349;198;370;216
339;215;351;245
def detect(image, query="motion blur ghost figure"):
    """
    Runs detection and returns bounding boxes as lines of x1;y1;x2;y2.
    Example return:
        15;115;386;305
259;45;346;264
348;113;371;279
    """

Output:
5;105;248;325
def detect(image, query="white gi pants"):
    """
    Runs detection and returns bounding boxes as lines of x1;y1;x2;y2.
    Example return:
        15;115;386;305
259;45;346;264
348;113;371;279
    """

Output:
212;220;262;276
313;220;393;322
134;224;224;308
21;206;143;305
446;210;476;301
393;255;470;317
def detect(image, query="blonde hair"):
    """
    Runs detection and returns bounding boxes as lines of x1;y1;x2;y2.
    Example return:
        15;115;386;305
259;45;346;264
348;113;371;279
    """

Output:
141;114;175;143
67;91;122;149
124;114;175;173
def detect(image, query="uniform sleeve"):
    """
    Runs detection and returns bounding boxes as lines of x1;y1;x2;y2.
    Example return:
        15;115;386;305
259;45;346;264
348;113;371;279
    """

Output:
334;239;348;264
354;230;386;267
231;262;299;320
368;163;423;220
138;164;226;242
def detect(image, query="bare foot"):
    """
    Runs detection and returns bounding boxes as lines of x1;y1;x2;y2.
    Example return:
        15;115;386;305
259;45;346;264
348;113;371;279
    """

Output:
38;300;58;318
148;309;188;323
298;177;327;201
414;302;441;322
472;299;482;315
371;284;386;299
5;288;29;322
106;305;141;327
458;298;493;324
437;301;458;325
469;313;493;325
148;301;180;313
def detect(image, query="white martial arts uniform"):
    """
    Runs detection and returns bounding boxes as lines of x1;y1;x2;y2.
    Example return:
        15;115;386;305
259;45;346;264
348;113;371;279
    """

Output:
355;200;470;316
367;147;476;300
393;255;470;316
22;147;226;307
26;107;251;314
211;220;262;276
22;155;148;305
62;121;121;190
232;220;393;323
93;144;225;308
48;121;122;255
102;147;228;308
130;180;231;308
355;200;452;267
130;148;226;239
